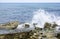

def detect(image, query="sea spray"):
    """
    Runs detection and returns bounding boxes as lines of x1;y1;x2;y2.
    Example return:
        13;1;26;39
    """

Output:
31;9;60;28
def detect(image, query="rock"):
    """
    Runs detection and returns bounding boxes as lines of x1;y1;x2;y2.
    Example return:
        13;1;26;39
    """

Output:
56;33;60;39
0;21;20;29
0;22;58;39
44;22;51;30
24;23;30;28
0;35;5;39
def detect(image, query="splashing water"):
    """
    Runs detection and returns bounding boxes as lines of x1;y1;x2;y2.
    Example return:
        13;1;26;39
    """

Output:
32;9;60;28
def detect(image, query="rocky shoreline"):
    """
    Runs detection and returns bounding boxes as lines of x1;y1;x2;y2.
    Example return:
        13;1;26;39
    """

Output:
0;27;58;39
0;21;60;39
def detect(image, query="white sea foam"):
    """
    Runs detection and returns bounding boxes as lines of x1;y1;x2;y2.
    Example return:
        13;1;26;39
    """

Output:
32;9;60;28
0;9;60;34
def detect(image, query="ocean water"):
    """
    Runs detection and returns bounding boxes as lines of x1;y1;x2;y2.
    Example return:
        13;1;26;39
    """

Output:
0;3;60;27
0;3;60;23
0;3;60;34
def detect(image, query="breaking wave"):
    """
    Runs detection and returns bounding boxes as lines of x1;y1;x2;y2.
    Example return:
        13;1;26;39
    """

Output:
32;9;60;28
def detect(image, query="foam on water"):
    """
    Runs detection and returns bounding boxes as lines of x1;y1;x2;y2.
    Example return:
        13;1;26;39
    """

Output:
32;9;60;28
0;9;60;34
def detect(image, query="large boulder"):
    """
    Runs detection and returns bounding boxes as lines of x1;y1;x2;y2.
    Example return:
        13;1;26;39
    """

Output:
0;21;20;30
44;22;51;30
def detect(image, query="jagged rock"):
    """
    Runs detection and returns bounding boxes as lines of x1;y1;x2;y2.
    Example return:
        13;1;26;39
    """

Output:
52;22;58;28
0;22;58;39
0;27;58;39
24;23;30;28
0;21;20;29
44;22;51;30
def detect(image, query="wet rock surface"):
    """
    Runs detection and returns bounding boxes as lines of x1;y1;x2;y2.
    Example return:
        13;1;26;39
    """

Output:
0;27;58;39
0;21;20;30
0;22;59;39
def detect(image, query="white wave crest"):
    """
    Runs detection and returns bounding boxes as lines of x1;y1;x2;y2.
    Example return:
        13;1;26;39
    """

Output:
32;9;60;28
